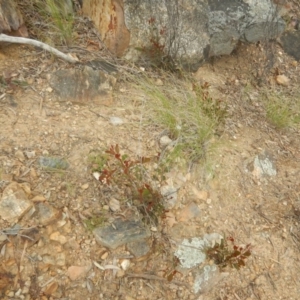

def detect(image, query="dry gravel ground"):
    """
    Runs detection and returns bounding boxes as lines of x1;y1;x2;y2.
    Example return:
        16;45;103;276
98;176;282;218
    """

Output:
0;41;300;300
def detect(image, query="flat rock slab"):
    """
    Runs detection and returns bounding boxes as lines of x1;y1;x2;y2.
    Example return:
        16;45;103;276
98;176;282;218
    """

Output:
281;30;300;61
127;240;150;258
49;65;117;102
93;219;151;250
35;202;61;225
0;182;33;223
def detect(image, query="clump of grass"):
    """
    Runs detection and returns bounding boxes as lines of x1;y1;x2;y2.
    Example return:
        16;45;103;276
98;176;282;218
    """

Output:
88;151;109;173
34;0;75;46
263;90;300;129
84;215;107;231
133;73;226;167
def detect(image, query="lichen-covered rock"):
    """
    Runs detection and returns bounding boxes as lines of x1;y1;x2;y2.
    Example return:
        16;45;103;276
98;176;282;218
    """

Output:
49;64;117;102
83;0;285;69
0;0;28;37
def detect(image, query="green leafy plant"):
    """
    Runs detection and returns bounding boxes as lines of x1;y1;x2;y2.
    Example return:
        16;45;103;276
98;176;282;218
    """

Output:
205;236;252;270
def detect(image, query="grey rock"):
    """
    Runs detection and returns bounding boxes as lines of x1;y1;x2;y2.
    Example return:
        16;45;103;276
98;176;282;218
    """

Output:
49;65;117;102
174;233;223;269
39;156;69;170
281;30;300;61
247;150;277;178
127;240;150;258
193;264;228;294
0;0;28;37
35;203;61;225
174;237;207;269
254;152;276;176
0;182;33;223
122;0;284;68
93;219;151;250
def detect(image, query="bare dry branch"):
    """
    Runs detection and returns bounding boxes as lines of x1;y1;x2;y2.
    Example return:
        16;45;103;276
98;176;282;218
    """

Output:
0;34;78;63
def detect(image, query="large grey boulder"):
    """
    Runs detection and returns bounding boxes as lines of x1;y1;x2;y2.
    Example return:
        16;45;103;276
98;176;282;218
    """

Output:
0;0;28;37
83;0;285;69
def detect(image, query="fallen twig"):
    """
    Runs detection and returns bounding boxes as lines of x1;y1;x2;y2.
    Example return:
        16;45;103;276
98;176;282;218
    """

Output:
126;273;190;288
0;34;78;64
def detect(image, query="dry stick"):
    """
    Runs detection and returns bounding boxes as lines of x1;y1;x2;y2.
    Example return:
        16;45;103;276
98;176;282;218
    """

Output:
126;273;190;288
0;34;78;64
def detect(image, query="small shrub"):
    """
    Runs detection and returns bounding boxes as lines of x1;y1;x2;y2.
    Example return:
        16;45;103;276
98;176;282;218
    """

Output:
93;145;165;225
205;236;252;270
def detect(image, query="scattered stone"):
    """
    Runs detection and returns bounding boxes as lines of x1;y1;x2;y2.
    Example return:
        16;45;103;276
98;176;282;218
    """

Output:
126;240;150;258
67;264;92;281
159;135;172;149
0;233;8;242
45;87;53;93
19;183;31;196
93;219;151;250
247;151;277;178
43;282;58;296
101;251;109;260
43;255;56;265
164;211;177;228
31;195;46;202
64;238;80;250
50;232;67;245
56;253;66;266
108;198;120;212
81;183;89;190
160;185;178;209
39;156;69;170
24;151;36;159
193;264;228;294
0;182;33;223
15;150;25;161
30;168;37;178
177;202;201;222
116;269;125;278
150;226;157;232
276;74;290;86
3;224;21;236
191;187;209;201
109;117;124;125
35;202;61;225
120;259;130;270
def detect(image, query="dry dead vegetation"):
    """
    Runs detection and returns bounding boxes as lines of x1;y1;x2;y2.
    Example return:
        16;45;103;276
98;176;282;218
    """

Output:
0;1;300;300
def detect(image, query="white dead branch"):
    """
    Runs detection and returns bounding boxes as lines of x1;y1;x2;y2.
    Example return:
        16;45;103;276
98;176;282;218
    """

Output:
0;34;78;63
